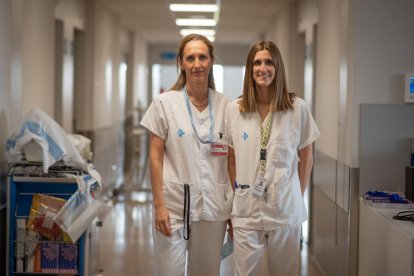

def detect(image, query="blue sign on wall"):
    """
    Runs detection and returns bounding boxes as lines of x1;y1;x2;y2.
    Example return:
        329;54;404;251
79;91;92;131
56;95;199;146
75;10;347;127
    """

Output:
410;77;414;94
160;51;177;61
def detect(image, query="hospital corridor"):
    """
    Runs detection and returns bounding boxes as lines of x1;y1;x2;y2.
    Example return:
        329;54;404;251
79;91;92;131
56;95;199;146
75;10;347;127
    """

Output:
1;0;414;276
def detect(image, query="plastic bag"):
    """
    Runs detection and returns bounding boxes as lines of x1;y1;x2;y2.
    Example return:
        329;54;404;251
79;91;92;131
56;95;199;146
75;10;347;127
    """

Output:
54;190;111;242
67;134;92;162
53;175;111;242
5;108;87;173
221;235;234;260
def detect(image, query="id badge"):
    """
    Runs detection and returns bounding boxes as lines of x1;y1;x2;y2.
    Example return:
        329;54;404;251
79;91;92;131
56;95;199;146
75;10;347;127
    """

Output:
252;174;267;197
210;143;228;156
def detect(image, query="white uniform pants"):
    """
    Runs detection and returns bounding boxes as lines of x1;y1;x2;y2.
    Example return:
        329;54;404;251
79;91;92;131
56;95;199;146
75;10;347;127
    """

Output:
233;226;301;276
152;219;227;276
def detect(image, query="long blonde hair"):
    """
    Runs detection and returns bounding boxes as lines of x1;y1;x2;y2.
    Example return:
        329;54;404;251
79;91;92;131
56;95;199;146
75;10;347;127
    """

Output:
239;40;294;112
170;34;216;91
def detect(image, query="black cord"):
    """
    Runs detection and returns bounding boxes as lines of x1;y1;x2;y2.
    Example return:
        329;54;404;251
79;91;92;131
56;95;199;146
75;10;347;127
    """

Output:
183;184;191;240
393;211;414;223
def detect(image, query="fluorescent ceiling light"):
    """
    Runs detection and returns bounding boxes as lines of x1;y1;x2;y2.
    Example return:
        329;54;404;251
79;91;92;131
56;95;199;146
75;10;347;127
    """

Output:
170;4;218;12
176;18;217;27
180;29;216;36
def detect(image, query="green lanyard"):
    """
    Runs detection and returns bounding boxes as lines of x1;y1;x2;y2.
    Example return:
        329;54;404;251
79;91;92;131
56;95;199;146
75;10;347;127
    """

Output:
258;112;272;175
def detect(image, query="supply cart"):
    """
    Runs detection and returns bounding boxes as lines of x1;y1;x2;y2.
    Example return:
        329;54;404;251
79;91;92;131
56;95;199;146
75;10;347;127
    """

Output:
6;163;99;276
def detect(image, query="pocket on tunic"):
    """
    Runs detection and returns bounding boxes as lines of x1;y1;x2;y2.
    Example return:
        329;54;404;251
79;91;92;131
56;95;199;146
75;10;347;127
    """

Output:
207;183;232;216
268;140;295;186
266;180;295;218
233;187;254;218
163;180;191;219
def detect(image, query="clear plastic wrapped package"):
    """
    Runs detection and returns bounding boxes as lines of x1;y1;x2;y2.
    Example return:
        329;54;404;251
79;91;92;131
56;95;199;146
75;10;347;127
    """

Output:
27;194;67;240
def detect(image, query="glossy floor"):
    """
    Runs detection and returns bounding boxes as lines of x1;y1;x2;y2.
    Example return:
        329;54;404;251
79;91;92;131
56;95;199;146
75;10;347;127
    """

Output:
98;191;321;276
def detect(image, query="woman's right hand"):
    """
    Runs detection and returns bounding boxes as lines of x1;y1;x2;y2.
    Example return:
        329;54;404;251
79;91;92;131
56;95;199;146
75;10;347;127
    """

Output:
154;205;172;236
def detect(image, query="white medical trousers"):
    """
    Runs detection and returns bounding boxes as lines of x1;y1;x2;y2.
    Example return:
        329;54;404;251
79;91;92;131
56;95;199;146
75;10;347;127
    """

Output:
152;219;227;276
233;226;301;276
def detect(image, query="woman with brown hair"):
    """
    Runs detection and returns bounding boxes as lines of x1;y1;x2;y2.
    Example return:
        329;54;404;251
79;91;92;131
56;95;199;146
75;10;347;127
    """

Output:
227;40;321;276
141;34;233;276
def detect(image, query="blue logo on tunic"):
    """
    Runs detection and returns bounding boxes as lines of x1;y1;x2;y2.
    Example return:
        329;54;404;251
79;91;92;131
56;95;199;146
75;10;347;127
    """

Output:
242;132;249;140
177;129;185;137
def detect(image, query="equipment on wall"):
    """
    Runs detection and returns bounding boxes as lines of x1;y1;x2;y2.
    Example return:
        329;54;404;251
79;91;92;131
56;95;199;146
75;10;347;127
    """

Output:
404;72;414;103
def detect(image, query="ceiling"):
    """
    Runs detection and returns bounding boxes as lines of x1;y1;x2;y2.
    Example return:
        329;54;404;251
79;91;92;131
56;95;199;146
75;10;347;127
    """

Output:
100;0;286;45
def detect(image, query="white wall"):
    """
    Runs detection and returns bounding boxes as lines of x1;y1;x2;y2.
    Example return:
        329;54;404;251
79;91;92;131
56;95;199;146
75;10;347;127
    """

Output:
223;66;244;100
10;0;23;129
298;0;318;45
1;0;58;141
267;2;305;100
91;4;116;129
160;65;178;93
269;0;341;157
313;0;340;160
349;0;414;167
55;0;85;133
55;0;85;30
286;3;305;99
0;0;12;162
268;2;291;75
133;34;149;109
21;0;56;118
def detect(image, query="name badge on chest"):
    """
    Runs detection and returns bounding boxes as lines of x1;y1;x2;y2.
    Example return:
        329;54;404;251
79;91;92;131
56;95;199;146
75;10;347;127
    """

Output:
252;174;267;197
210;143;228;156
210;132;228;156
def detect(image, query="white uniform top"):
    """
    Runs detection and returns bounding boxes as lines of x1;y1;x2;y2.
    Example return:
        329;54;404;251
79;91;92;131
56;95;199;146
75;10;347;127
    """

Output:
228;97;321;230
141;89;233;223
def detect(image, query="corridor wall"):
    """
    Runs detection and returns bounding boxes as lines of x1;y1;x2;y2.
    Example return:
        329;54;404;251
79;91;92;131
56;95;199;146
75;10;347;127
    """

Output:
0;0;13;271
0;1;149;273
262;0;414;275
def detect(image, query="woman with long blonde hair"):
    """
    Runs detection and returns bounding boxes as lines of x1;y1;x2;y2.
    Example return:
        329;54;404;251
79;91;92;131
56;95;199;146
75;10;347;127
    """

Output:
141;34;233;276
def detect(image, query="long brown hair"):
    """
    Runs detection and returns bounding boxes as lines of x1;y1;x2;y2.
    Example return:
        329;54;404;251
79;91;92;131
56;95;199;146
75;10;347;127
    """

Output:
170;34;216;91
239;40;294;112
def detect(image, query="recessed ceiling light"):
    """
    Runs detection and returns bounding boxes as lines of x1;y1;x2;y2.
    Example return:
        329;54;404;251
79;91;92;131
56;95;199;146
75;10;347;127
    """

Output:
180;29;216;36
175;18;217;26
169;4;218;12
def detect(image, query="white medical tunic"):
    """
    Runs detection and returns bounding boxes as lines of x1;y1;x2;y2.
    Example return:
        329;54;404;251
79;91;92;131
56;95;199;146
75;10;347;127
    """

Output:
228;97;321;230
141;89;233;223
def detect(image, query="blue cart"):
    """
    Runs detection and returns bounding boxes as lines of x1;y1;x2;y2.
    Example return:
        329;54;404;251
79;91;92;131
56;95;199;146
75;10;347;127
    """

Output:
6;164;91;276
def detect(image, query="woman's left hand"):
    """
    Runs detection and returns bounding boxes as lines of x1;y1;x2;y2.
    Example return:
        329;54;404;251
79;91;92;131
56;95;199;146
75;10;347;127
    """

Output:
226;219;233;241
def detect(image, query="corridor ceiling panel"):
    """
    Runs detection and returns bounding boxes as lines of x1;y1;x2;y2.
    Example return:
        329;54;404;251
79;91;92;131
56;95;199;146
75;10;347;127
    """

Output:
100;0;287;45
